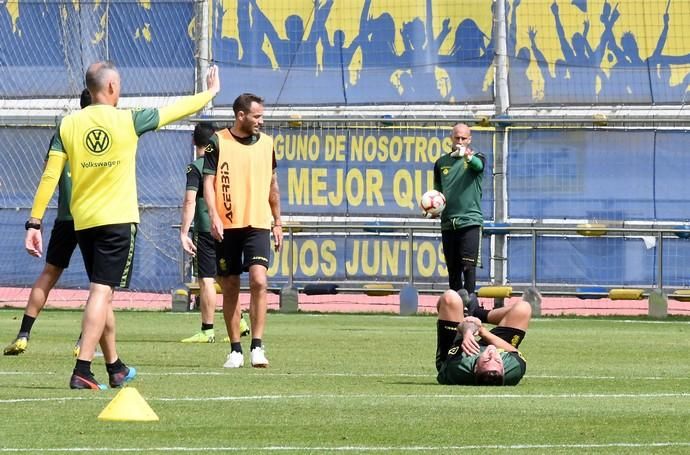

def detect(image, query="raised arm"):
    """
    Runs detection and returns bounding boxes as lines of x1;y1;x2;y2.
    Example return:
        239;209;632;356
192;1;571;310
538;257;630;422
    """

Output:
528;27;551;78
249;0;283;48
601;3;625;62
508;0;521;57
551;1;575;62
359;0;373;37
426;0;450;53
307;0;333;46
156;66;220;130
651;10;670;61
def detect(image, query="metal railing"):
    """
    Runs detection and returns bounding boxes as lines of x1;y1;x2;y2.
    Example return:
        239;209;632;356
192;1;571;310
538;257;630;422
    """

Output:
176;222;690;300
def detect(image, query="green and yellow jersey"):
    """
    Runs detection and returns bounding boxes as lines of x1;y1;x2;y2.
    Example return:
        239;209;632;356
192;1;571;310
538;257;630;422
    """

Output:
433;150;485;231
30;91;214;230
437;345;527;386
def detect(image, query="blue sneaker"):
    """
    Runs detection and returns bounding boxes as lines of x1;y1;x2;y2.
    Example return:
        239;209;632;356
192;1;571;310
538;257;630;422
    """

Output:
109;366;137;388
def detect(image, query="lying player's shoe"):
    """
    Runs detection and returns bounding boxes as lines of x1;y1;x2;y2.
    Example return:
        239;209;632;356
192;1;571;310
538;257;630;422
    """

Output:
109;366;137;388
239;314;250;337
224;351;244;368
522;287;542;312
69;371;107;390
181;329;215;343
461;291;482;319
3;335;28;356
222;315;251;342
458;289;470;316
250;346;269;368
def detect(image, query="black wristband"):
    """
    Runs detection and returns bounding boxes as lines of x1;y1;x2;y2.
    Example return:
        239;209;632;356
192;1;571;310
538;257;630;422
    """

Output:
25;221;41;230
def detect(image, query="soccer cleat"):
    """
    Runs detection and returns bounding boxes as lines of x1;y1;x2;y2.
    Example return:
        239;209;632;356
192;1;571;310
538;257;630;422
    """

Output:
457;289;470;316
109;366;137;388
239;314;250;337
221;315;251;342
250;346;269;368
73;338;81;358
461;291;482;319
522;287;542;312
223;351;244;368
69;371;107;390
181;329;215;343
3;336;28;356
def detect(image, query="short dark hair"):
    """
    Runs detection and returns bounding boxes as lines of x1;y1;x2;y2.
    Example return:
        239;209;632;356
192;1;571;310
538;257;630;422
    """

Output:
79;89;92;109
475;369;504;386
233;93;264;116
85;60;117;94
193;122;217;147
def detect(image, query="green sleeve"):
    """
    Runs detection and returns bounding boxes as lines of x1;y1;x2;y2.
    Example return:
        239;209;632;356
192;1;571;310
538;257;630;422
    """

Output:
132;109;161;136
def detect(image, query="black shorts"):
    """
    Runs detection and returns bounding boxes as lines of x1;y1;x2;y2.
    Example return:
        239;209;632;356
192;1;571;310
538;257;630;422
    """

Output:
193;231;216;279
45;219;78;269
215;227;270;276
76;223;137;288
479;326;526;349
441;225;482;267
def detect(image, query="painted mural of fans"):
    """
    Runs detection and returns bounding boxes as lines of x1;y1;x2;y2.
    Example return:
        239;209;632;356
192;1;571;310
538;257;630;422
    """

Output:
505;0;535;103
310;0;363;102
597;3;648;100
248;0;331;69
644;0;690;103
211;0;241;67
317;0;360;76
439;7;496;103
347;0;402;103
528;27;570;101
397;0;451;101
550;0;611;102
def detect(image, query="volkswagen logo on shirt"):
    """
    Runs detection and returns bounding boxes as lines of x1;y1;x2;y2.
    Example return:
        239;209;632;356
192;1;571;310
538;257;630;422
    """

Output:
84;128;111;155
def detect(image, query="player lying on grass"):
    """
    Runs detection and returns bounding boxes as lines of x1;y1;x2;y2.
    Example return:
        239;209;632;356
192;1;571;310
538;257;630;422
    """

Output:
435;287;540;386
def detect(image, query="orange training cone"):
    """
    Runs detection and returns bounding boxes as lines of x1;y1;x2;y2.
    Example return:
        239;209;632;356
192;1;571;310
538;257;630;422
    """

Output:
97;387;159;422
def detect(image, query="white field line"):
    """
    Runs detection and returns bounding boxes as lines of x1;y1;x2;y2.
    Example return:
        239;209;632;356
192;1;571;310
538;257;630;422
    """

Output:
2;391;690;404
2;371;690;381
2;442;690;452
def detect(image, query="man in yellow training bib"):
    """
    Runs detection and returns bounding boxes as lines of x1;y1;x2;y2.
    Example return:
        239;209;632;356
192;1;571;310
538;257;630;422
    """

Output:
25;61;221;389
203;93;283;369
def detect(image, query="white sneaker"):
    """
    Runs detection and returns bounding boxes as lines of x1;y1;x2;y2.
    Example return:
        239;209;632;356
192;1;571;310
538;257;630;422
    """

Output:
223;351;244;368
250;346;269;368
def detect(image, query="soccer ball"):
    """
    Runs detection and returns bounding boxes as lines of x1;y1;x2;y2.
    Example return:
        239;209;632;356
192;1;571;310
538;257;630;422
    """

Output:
419;190;446;218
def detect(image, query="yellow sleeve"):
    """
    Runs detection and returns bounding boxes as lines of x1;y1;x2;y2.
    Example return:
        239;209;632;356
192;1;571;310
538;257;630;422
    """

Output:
157;91;214;128
30;152;67;220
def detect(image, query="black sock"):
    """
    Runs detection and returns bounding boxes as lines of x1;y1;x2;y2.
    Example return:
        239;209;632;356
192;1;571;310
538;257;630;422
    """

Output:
473;307;490;323
74;359;92;376
19;315;36;336
201;323;214;331
436;320;459;368
231;342;242;353
250;338;262;350
106;358;125;375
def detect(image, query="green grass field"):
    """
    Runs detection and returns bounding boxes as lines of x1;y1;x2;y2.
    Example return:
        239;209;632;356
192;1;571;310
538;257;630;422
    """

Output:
1;309;690;454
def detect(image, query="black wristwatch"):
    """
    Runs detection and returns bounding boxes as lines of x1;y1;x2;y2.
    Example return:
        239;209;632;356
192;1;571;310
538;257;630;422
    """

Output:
25;220;41;230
